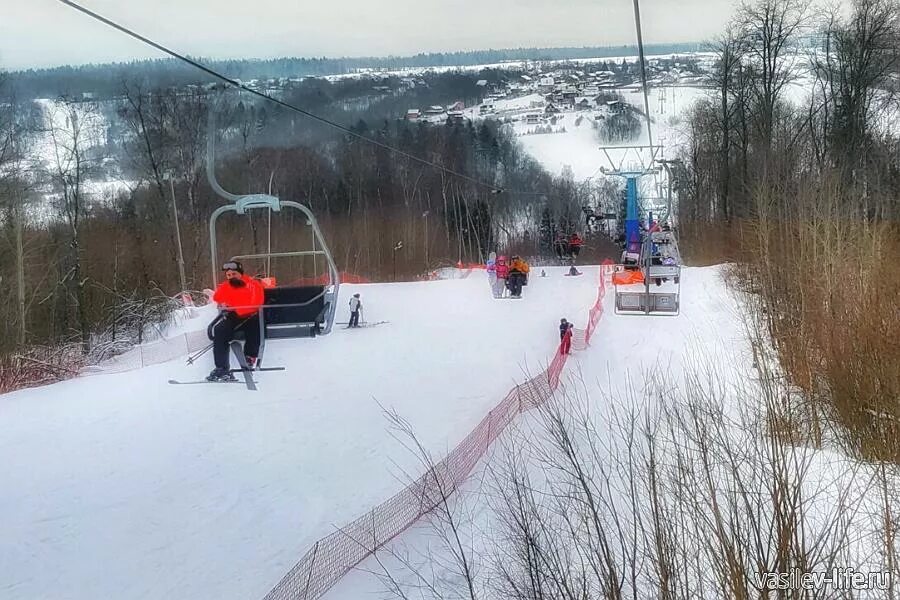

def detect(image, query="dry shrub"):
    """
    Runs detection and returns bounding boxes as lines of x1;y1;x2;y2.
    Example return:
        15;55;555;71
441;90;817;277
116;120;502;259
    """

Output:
735;177;900;462
0;345;85;395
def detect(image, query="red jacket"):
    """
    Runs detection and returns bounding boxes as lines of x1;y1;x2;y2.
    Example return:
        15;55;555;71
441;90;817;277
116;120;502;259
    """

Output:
561;326;573;353
212;274;264;317
569;234;583;247
495;258;510;278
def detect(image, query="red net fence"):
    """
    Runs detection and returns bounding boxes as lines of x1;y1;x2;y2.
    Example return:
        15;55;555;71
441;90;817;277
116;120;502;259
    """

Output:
261;265;611;600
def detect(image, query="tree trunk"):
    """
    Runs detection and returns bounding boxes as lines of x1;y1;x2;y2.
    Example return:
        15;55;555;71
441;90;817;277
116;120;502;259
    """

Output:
14;200;26;348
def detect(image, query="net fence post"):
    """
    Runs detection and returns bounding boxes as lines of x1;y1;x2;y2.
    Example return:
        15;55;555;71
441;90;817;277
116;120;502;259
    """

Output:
302;541;319;600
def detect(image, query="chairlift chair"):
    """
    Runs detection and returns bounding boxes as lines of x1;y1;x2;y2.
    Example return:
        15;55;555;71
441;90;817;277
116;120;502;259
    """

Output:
614;230;681;316
205;108;340;362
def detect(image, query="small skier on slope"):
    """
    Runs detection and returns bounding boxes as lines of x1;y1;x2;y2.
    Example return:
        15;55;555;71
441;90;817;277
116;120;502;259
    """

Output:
486;252;499;298
494;255;510;298
207;261;265;381
560;322;574;355
348;293;362;328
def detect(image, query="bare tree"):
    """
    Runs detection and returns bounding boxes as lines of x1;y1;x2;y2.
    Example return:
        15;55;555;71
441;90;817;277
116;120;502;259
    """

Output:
43;97;102;352
813;0;900;215
738;0;810;156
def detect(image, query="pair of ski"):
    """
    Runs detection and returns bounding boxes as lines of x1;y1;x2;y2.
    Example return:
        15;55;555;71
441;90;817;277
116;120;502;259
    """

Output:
341;320;389;329
168;342;284;389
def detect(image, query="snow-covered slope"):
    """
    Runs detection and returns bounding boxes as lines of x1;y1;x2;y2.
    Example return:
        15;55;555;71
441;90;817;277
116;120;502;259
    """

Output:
0;267;599;600
325;265;756;599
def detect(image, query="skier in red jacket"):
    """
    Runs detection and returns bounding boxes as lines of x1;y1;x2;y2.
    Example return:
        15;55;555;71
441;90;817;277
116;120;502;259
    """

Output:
560;322;574;355
207;261;265;381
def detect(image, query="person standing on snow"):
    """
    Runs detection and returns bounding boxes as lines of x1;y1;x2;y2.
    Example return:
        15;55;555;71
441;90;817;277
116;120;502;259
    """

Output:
207;261;265;381
348;293;362;327
486;252;499;298
494;255;510;298
507;256;530;298
559;318;569;340
561;322;574;355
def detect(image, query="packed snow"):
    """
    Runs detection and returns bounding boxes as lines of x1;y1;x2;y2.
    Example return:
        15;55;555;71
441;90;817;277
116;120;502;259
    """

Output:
0;267;600;599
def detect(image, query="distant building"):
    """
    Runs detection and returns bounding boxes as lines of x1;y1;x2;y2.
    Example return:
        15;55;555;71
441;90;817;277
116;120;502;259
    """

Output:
476;79;489;87
447;101;465;111
525;112;542;125
406;109;421;121
545;103;561;115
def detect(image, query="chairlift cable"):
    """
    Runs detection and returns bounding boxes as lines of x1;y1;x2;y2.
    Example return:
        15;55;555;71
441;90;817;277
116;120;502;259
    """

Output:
631;0;655;148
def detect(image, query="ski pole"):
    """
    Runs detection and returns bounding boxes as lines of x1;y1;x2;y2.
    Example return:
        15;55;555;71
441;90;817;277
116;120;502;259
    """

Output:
186;342;214;365
185;313;251;365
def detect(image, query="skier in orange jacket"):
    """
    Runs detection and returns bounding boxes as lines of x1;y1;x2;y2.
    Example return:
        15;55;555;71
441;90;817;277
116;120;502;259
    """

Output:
207;261;265;381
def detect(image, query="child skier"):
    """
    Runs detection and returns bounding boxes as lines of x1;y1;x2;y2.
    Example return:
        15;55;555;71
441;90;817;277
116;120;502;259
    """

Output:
561;322;574;355
494;255;509;298
348;293;362;328
559;318;569;340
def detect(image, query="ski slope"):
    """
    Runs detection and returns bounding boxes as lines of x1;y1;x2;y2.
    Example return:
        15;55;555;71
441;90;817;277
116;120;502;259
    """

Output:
0;267;600;600
325;265;757;599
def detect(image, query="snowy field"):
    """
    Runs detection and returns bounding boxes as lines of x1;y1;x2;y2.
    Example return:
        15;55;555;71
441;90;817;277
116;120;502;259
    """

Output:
0;267;600;600
511;85;708;182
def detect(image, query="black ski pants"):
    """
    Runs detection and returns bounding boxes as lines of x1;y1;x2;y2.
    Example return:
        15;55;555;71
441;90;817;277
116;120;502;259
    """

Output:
212;312;261;369
349;310;360;327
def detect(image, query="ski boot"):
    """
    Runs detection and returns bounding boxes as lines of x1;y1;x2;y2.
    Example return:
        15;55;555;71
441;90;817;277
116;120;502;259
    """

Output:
206;368;237;382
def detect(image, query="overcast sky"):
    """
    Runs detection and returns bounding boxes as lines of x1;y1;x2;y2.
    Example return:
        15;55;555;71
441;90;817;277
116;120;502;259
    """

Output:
1;0;738;71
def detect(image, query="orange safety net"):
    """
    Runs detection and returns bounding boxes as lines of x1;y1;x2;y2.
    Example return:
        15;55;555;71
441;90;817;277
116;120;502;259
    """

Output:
612;269;644;285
